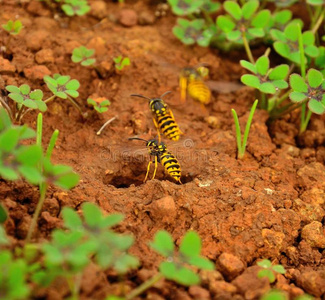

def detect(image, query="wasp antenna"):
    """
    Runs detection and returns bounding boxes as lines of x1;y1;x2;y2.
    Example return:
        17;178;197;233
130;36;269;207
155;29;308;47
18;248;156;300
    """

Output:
129;137;149;142
160;91;172;99
130;94;151;101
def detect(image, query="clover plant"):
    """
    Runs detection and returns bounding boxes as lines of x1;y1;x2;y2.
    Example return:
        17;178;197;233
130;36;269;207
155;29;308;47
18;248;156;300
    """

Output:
113;56;131;71
62;0;90;16
87;98;111;113
257;259;286;283
2;20;23;35
271;23;319;65
71;46;96;66
217;1;270;63
289;68;325;115
173;18;213;46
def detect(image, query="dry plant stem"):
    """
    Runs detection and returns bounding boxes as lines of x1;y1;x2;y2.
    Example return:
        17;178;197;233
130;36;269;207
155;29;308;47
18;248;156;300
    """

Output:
311;8;324;35
125;273;164;300
97;116;117;135
0;97;13;120
242;31;254;64
25;183;48;243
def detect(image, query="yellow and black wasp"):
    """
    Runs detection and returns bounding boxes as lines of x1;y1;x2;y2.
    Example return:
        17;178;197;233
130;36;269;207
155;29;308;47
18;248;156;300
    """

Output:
129;137;182;184
131;91;183;142
179;66;211;105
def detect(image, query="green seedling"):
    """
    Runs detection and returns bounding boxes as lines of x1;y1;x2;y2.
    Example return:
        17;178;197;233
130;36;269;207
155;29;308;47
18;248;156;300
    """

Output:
71;46;96;66
150;230;214;286
241;56;289;97
271;23;319;65
43;74;85;117
289;69;325;120
0;226;8;245
62;0;90;16
257;259;286;283
2;19;23;35
217;1;270;63
173;18;213;46
0;251;30;300
261;289;287;300
87;98;111;113
168;0;204;16
113;56;131;71
307;0;324;5
231;100;258;159
63;203;139;273
5;84;47;122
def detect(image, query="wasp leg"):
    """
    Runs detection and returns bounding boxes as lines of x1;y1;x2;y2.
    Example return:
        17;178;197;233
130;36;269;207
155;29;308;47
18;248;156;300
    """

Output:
179;77;187;103
152;156;158;180
144;161;152;183
152;118;162;143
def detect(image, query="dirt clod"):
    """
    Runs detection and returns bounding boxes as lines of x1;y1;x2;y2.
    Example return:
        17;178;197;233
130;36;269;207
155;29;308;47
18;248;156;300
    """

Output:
188;285;210;299
296;270;325;297
119;9;138;27
35;49;54;64
24;65;51;80
217;253;245;281
301;221;325;248
0;57;16;73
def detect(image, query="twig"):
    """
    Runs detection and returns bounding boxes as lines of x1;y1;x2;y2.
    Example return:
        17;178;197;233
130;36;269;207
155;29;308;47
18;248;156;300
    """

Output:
97;116;117;135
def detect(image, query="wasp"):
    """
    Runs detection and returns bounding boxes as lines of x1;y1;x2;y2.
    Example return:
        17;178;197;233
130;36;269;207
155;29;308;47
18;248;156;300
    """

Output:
130;91;183;142
179;66;211;105
129;137;182;183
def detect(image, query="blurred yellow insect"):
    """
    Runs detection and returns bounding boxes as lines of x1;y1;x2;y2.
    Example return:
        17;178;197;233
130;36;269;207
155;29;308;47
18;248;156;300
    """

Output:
179;66;211;105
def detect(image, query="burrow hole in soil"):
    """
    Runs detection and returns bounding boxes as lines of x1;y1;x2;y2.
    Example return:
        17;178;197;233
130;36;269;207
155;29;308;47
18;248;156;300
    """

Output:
105;174;195;189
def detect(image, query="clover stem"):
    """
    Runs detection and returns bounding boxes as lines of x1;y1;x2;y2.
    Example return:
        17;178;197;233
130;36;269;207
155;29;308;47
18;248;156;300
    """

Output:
26;183;48;243
202;9;214;26
300;105;312;133
44;94;57;103
269;100;308;120
311;8;324;35
125;273;164;300
16;106;25;123
242;32;254;64
260;92;267;110
66;95;85;118
276;89;292;107
0;97;13;121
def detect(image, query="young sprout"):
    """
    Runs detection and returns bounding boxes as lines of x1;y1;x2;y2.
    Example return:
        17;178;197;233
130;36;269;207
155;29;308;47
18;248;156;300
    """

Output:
5;84;47;122
289;68;325;115
0;251;30;300
260;289;287;300
43;74;85;117
231;100;258;159
257;259;286;283
71;46;96;66
241;56;289;96
0;203;7;224
173;19;213;46
217;1;270;63
61;0;90;16
167;0;204;16
113;55;131;71
2;20;23;35
271;23;319;65
87;97;110;113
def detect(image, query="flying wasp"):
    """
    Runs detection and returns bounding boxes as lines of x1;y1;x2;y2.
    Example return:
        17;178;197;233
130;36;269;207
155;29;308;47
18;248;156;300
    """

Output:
179;66;211;105
129;137;182;184
130;91;183;142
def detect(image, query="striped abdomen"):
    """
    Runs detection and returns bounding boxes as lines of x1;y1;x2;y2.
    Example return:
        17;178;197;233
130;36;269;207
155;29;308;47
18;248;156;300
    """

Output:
188;80;211;105
157;112;182;141
160;151;181;182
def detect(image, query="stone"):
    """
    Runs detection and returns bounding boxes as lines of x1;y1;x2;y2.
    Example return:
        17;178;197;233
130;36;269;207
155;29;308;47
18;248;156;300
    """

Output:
188;286;210;299
148;196;176;224
24;65;51;80
25;30;49;51
89;1;107;19
296;270;325;297
217;253;245;280
301;221;325;248
35;49;54;64
0;57;16;73
86;37;106;56
119;9;138;27
138;11;155;25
